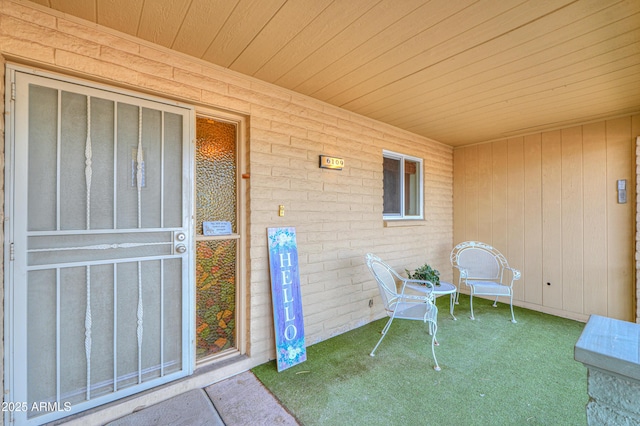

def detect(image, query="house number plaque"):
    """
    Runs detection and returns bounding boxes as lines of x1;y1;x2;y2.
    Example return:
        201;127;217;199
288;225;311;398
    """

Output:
319;155;344;170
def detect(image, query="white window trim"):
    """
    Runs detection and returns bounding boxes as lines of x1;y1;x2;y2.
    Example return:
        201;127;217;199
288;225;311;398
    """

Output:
382;150;424;220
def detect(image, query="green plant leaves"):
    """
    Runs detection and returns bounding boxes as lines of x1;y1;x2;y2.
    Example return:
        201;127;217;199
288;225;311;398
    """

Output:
406;263;440;286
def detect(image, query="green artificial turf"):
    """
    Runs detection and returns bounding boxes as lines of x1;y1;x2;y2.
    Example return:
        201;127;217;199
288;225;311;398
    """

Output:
252;294;588;426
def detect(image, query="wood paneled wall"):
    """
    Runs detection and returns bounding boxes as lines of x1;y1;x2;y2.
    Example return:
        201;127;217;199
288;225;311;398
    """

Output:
453;115;638;322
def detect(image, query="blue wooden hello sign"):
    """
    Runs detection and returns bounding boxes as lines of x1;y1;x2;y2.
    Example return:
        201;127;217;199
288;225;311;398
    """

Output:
267;227;307;371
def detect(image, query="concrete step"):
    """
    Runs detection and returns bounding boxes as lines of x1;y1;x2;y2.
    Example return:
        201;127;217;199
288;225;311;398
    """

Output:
105;371;299;426
106;388;223;426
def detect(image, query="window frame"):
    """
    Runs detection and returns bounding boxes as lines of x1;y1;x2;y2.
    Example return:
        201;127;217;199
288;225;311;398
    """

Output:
382;150;424;220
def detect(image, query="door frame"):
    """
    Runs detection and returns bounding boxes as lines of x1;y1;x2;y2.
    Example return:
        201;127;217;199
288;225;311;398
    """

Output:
194;107;248;364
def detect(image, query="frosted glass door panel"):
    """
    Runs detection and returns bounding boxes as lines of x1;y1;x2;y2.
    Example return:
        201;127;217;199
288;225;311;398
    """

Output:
195;119;237;235
195;117;239;361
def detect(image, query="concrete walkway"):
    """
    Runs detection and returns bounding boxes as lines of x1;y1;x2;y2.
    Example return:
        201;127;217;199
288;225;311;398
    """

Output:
106;371;299;426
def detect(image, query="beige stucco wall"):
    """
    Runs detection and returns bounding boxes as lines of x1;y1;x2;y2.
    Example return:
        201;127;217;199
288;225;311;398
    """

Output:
454;116;639;323
0;1;453;422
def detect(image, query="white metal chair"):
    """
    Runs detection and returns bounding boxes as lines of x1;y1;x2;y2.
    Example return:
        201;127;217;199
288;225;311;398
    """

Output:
450;241;521;323
365;253;441;371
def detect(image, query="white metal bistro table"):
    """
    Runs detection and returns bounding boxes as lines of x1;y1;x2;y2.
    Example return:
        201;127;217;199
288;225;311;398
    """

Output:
406;281;457;320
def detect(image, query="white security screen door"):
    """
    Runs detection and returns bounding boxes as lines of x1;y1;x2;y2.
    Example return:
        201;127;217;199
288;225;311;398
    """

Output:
5;69;194;425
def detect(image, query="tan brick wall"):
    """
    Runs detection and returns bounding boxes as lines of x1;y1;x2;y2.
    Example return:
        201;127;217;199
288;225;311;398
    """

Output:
633;115;640;324
637;138;640;323
0;0;453;373
248;105;453;345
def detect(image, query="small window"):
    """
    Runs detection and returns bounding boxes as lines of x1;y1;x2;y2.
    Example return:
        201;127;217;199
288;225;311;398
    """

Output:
383;150;423;220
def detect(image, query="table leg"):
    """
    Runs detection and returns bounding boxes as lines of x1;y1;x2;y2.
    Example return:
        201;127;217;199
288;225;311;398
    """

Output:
449;293;457;320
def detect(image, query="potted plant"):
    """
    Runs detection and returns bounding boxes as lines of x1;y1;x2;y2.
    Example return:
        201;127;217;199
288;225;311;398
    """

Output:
406;263;440;286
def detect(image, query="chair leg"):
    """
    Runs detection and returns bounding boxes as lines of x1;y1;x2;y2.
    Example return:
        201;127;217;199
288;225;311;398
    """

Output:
492;296;499;308
430;322;440;371
509;295;517;323
370;317;394;356
469;294;475;320
380;316;393;336
428;322;439;346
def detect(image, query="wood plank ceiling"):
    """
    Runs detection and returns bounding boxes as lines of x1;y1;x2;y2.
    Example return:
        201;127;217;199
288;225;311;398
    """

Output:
27;0;640;146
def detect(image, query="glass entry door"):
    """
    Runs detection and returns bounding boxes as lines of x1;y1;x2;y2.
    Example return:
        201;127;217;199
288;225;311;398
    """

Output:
195;117;240;360
5;70;193;425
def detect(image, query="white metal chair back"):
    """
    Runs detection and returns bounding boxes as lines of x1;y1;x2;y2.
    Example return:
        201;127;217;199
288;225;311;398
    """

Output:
450;241;520;323
456;246;502;281
367;254;401;311
366;253;436;307
365;253;441;371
